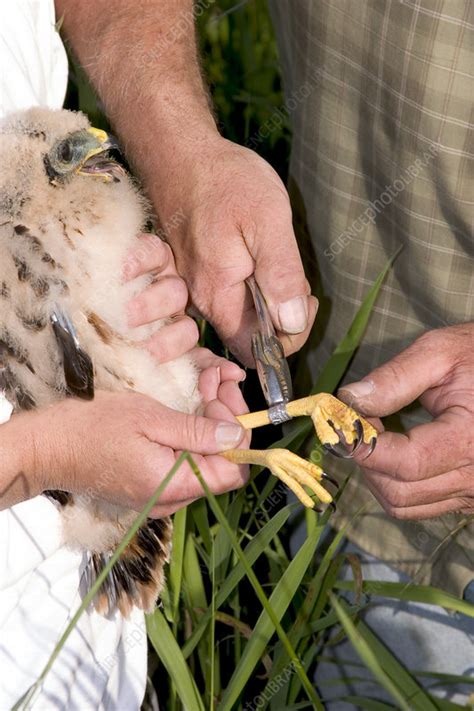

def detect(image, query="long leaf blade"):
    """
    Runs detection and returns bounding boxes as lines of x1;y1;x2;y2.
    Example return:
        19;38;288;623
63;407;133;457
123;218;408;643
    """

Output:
146;609;205;711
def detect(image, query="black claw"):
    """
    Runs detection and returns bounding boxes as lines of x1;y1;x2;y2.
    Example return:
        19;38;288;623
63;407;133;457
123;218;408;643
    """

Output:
321;472;340;490
351;420;364;452
361;436;377;460
351;439;363;455
323;442;355;459
324;419;366;459
328;501;337;513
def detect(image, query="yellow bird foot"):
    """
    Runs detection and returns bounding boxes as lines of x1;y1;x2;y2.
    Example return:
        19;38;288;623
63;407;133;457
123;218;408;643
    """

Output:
230;392;378;509
299;393;378;459
222;447;333;508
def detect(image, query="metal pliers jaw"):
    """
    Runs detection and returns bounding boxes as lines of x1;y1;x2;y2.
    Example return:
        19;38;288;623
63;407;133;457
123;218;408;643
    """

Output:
246;276;293;425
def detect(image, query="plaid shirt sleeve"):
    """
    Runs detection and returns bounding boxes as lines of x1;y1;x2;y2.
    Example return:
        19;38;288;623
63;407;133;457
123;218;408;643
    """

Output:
269;0;474;596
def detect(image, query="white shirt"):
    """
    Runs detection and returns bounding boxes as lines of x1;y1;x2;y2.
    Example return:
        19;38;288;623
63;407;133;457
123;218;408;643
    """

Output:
0;3;147;708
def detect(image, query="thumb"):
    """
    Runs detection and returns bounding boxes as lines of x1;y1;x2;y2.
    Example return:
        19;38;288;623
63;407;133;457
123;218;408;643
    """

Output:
143;404;245;454
337;334;449;417
252;221;313;335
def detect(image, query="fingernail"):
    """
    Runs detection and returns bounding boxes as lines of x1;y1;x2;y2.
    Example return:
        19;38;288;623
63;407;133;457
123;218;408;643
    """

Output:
216;367;221;385
216;422;244;448
278;297;308;334
339;380;375;402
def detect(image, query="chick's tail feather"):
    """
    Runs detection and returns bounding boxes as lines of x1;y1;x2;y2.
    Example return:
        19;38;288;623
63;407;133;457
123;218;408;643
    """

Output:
84;517;173;618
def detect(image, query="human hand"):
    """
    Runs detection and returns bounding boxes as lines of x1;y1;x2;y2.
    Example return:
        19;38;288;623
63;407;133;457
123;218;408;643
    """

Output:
338;324;474;520
29;387;250;517
123;233;199;363
151;137;318;366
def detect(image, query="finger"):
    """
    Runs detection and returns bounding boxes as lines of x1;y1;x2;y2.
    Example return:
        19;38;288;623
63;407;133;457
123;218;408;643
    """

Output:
173;450;249;497
199;367;221;405
207;285;314;366
365;475;474;520
144;317;199;363
363;465;473;509
275;295;318;357
200;375;249;418
337;331;451;417
127;276;188;327
151;389;250;507
141;403;245;454
355;409;472;480
190;348;246;382
214;288;316;365
216;380;250;418
203;384;251;448
251;215;313;335
147;449;249;516
205;400;251;449
123;234;172;281
205;282;259;366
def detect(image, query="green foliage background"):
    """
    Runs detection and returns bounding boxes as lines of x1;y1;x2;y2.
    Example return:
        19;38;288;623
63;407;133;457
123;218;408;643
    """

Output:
197;0;290;178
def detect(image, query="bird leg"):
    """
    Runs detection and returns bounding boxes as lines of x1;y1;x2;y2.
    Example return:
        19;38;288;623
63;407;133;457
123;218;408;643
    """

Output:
222;447;331;508
222;393;378;509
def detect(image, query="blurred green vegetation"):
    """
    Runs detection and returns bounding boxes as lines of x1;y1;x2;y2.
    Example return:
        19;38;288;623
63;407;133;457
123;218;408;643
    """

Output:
197;0;291;178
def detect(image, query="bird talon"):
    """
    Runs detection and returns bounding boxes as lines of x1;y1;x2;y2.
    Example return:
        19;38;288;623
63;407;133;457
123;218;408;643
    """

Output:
308;394;378;459
266;449;333;508
321;472;340;490
361;436;377;459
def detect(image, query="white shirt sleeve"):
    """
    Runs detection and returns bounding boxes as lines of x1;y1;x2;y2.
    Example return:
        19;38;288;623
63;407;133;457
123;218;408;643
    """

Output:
0;3;148;709
0;0;68;114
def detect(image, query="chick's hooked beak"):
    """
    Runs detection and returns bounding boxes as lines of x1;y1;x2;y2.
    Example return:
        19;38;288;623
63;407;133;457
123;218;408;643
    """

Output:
77;127;125;181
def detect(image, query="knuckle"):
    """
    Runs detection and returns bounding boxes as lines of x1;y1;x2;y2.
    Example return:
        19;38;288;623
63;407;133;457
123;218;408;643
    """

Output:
170;278;189;310
415;328;452;370
385;504;406;519
183;414;205;448
181;317;199;346
149;334;169;363
133;294;149;322
129;395;159;431
161;241;174;264
381;481;409;508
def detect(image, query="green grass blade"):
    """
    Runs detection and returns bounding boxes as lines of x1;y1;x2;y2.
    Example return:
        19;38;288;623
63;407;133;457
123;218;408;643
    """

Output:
168;506;187;624
335;580;474;617
213;492;245;583
187;454;323;711
329;594;414;711
338;697;399;710
12;453;187;710
330;594;440;711
219;509;323;711
182;504;295;660
314;247;402;394
146;609;205;711
283;525;349;706
307;604;363;635
190;497;213;556
182;532;209;682
210;543;217;709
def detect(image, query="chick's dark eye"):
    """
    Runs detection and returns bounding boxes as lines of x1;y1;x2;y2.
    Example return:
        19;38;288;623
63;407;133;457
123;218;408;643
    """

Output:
59;141;73;162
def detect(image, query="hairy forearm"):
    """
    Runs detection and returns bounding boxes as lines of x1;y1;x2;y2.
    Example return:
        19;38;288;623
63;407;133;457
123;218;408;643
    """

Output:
56;0;218;213
0;412;42;510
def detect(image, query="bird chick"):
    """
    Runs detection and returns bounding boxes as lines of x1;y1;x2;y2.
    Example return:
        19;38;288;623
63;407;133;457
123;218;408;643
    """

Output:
0;107;200;616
